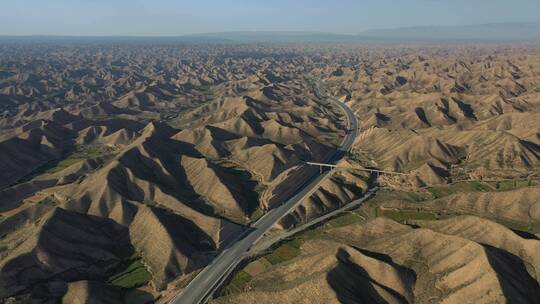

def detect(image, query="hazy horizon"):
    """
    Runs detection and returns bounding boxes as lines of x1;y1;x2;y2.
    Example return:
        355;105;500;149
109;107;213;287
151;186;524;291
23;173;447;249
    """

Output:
2;0;540;36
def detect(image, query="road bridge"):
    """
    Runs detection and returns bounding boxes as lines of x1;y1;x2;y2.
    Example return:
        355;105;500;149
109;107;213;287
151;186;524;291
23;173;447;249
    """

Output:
305;161;408;176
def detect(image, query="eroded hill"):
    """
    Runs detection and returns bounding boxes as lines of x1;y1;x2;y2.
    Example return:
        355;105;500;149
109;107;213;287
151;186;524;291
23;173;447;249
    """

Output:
0;44;343;303
1;42;540;304
211;45;540;304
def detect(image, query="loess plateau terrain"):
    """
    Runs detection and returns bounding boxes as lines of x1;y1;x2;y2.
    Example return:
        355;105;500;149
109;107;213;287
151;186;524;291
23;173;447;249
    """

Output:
212;45;540;304
0;42;538;304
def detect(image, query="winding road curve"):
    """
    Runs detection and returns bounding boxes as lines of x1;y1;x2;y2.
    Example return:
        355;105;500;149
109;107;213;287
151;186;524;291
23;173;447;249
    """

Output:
170;80;359;304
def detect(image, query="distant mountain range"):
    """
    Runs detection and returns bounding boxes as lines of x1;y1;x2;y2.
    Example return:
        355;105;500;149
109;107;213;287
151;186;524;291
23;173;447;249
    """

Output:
193;23;540;43
185;31;353;43
358;22;540;42
2;23;540;43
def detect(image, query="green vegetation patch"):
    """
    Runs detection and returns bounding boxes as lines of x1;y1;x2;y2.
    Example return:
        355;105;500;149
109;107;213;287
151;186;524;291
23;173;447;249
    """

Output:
369;181;540;233
368;189;432;204
285;238;303;249
404;191;433;202
17;144;112;182
427;179;538;199
220;270;252;295
427;181;491;199
47;144;111;174
220;238;307;295
46;158;85;173
491;179;538;191
263;240;303;265
493;217;540;235
378;208;441;223
326;212;364;228
295;225;325;242
231;271;252;289
108;259;152;289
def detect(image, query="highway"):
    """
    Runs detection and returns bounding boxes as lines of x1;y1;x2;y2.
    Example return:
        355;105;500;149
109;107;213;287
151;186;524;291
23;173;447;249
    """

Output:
170;82;359;304
250;186;378;255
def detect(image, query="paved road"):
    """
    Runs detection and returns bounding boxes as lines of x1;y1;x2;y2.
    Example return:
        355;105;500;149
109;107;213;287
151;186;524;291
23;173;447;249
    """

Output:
250;186;378;254
170;83;359;304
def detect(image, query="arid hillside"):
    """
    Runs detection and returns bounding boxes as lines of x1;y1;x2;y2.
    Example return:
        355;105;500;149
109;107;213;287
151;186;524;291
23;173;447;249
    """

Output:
318;47;540;181
214;216;540;304
1;43;540;303
0;44;344;303
211;45;540;304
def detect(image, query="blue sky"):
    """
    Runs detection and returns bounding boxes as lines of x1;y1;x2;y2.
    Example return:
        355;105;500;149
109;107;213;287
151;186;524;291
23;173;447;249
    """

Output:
2;0;540;36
